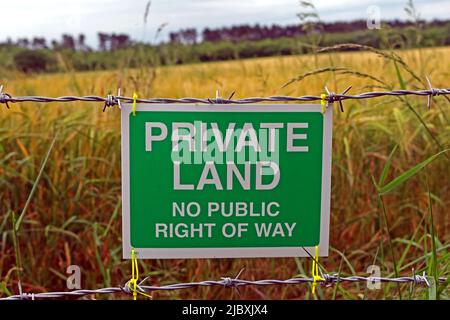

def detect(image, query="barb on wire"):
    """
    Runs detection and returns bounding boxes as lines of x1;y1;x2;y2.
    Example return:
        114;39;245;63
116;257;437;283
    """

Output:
103;93;117;112
325;86;352;112
0;85;11;109
0;88;449;109
1;272;446;300
425;76;439;109
221;267;246;297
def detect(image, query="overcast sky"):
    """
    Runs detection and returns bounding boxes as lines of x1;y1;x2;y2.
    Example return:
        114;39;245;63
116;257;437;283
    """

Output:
1;0;448;46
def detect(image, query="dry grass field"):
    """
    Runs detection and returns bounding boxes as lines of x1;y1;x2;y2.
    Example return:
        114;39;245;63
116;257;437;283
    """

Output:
0;46;449;299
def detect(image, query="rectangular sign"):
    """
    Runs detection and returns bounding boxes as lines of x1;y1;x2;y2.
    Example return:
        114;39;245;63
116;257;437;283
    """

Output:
121;104;332;259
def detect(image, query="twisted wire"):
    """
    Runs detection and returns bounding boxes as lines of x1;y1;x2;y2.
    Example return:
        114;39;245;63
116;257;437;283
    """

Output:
0;88;449;107
1;273;446;300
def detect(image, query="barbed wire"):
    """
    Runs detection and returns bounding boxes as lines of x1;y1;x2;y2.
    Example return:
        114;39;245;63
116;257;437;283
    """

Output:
0;86;449;110
1;272;446;300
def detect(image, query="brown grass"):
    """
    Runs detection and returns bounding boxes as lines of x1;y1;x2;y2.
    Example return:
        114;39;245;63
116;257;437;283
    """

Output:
0;46;449;299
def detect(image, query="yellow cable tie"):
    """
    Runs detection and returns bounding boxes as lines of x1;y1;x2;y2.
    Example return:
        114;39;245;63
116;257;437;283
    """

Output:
132;92;138;116
320;93;327;114
311;246;324;296
128;248;152;300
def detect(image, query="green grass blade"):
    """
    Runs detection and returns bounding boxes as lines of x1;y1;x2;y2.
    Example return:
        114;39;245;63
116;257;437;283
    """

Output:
11;211;23;296
428;278;437;300
332;256;344;300
15;136;57;231
393;61;406;90
426;174;439;300
378;149;449;195
379;145;398;186
0;282;12;296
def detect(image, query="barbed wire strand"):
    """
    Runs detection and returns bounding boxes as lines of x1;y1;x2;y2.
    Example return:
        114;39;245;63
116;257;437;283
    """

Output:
1;273;447;300
0;87;449;108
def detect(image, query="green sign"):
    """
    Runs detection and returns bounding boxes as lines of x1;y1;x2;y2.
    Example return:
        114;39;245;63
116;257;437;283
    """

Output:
122;104;332;258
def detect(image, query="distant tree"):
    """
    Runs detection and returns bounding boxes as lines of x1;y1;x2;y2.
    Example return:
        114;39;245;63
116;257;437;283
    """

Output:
111;33;131;50
203;28;221;42
32;37;47;49
77;34;89;51
98;33;109;51
98;33;130;51
17;38;29;48
62;34;76;50
169;32;181;43
50;39;59;50
169;29;196;44
180;28;197;44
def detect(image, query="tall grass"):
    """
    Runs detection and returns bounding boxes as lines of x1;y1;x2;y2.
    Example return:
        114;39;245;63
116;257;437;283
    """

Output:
0;46;449;299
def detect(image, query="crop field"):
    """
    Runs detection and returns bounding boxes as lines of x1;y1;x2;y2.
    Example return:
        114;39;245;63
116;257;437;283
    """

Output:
0;46;449;299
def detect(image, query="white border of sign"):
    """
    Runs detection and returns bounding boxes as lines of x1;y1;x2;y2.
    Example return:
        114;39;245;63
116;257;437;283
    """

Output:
121;104;332;259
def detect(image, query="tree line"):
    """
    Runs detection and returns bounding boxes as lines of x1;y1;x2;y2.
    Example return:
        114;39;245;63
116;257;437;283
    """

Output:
2;33;132;51
170;19;449;44
2;19;448;51
1;19;449;73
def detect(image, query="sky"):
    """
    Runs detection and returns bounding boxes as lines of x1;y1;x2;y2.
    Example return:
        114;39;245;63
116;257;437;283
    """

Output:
1;0;449;47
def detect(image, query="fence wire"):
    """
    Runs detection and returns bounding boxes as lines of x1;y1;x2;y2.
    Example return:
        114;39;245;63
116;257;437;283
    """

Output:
0;87;449;110
1;272;447;300
1;85;449;300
